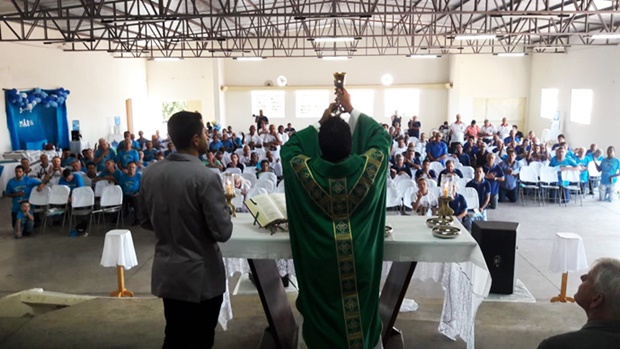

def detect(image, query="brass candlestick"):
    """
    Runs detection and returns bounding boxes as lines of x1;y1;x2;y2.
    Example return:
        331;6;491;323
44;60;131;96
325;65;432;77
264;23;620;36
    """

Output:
437;195;455;222
225;193;237;217
332;72;347;116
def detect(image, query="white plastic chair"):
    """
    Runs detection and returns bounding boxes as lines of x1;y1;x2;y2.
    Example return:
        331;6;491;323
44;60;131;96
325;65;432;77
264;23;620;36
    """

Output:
463;187;480;210
258;171;278;185
461;166;476;180
561;170;583;206
95;185;124;228
207;167;221;174
224;167;242;175
275;180;285;193
528;161;544;175
429;161;444;175
246;187;268;200
243;166;257;175
29;186;52;230
232;188;244;211
94;179;114;198
386;186;402;210
69;186;95;234
272;162;283;177
587;161;601;196
539;166;561;205
456;177;469;192
401;186;419;209
254;178;276;193
43;185;71;232
242;172;257;188
427;179;438;189
518;166;541;206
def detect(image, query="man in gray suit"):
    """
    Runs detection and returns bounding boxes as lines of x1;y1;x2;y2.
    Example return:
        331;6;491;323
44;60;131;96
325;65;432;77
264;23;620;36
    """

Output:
538;258;620;349
140;111;233;349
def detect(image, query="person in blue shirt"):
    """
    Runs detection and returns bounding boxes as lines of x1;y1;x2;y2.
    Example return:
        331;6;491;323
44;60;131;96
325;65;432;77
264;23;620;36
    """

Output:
94;138;117;172
549;146;582;203
415;159;438;181
425;133;449;164
118;162;142;225
6;165;42;228
116;131;141;151
594;146;620;202
142;141;158;164
448;187;469;230
390;154;412;179
452;143;471;167
60;148;76;167
482;153;505;209
466;167;491;221
209;135;223;152
503;129;521;146
438;160;463;186
498;149;521;203
220;133;236;153
14;201;35;239
573;147;591;193
58;168;85;192
93;159;122;185
164;142;176;157
117;140;141;172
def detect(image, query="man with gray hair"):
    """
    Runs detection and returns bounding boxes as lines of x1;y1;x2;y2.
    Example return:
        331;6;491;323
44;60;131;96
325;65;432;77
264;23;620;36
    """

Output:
538;258;620;349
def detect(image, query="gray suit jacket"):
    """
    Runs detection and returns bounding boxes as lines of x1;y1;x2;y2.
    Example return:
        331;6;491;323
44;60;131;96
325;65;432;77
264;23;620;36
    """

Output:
140;153;233;302
538;321;620;349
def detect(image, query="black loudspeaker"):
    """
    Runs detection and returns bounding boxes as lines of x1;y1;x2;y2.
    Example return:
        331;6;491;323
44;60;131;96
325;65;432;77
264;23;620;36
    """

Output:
71;130;81;141
471;221;519;294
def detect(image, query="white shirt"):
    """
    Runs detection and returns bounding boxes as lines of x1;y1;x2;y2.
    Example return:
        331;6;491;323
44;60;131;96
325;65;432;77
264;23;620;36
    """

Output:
497;124;511;140
416;191;438;216
243;133;263;147
480;125;496;139
449;122;466;144
262;133;282;148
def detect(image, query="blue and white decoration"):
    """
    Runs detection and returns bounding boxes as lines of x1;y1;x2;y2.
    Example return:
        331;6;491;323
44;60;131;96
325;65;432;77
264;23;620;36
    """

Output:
6;87;71;113
4;88;71;150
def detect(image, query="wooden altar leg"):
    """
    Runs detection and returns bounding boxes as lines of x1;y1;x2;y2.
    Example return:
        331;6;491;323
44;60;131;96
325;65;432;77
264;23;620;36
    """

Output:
110;265;135;298
550;272;575;303
379;262;417;349
248;259;298;349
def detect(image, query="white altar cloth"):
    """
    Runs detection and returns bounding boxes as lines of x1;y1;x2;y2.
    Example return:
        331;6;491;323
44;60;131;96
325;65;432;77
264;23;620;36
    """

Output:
220;214;491;349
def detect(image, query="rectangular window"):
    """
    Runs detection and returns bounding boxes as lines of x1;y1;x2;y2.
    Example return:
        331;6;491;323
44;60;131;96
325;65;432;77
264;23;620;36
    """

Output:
295;90;330;118
570;89;593;125
348;89;375;116
539;88;559;120
251;90;285;119
384;89;420;119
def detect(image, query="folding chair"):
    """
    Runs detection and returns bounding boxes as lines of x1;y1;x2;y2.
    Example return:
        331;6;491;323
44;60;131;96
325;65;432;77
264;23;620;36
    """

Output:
587;161;601;196
43;185;71;233
258;171;278;185
561;170;583;206
94;185;124;228
69;186;95;234
518;166;541;206
539;166;561;206
29;186;52;232
460;166;475;180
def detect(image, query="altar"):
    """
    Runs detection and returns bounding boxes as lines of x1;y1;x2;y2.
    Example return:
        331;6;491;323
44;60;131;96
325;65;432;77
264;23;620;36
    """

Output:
220;214;491;349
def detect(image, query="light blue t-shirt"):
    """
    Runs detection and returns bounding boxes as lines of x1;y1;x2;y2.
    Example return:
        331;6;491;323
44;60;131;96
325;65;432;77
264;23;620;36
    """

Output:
119;172;142;195
117;149;140;168
600;157;620;184
6;176;41;212
59;174;85;191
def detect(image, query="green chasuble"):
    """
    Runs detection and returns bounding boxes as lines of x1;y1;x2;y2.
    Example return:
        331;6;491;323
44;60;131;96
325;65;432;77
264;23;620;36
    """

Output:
281;113;391;349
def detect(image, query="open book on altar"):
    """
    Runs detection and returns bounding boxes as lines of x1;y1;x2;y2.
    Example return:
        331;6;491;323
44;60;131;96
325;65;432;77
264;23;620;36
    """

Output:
244;193;288;228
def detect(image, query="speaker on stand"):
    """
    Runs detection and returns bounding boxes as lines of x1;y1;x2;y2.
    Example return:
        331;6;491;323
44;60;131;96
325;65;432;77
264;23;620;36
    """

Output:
471;221;519;294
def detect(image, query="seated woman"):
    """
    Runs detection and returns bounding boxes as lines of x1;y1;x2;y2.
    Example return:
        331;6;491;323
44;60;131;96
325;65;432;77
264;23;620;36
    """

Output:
412;178;438;216
226;153;245;172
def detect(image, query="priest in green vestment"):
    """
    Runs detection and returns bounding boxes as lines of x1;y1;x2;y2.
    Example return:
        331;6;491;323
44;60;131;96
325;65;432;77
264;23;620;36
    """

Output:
282;88;391;349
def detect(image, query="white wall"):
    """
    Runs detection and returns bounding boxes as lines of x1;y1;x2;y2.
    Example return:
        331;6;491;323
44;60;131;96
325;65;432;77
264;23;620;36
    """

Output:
0;41;147;153
221;56;451;134
145;59;218;129
528;46;620;149
448;54;531;127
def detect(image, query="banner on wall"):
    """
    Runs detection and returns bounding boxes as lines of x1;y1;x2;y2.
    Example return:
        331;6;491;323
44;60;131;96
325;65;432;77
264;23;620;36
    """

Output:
4;88;71;151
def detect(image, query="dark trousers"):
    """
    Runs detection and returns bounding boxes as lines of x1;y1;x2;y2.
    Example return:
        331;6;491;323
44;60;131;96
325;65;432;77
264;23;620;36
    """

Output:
123;194;142;222
499;187;518;203
11;211;17;228
162;295;223;349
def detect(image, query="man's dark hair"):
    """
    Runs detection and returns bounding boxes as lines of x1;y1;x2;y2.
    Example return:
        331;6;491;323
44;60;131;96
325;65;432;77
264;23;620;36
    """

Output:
15;165;24;172
318;117;352;163
62;168;72;178
260;159;270;166
167;111;204;150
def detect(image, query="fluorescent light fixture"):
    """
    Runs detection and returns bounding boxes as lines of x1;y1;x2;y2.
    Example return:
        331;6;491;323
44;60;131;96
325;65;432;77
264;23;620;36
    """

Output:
321;56;351;61
233;57;265;61
453;34;497;41
495;52;527;57
312;37;357;43
591;33;620;40
407;54;440;59
151;57;183;62
381;74;394;86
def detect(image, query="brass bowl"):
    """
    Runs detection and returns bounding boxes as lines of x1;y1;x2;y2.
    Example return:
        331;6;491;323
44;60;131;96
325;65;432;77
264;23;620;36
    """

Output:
426;217;453;229
432;225;461;239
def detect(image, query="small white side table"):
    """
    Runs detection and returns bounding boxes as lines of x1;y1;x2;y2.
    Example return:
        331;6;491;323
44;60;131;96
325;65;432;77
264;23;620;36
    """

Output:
549;232;588;303
101;229;139;297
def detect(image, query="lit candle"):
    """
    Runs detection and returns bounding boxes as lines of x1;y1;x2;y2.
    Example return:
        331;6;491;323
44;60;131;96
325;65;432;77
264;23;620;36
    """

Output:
443;185;449;198
226;179;233;195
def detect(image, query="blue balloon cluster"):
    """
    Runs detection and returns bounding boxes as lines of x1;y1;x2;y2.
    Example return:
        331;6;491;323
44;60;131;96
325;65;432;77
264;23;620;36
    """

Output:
7;87;71;112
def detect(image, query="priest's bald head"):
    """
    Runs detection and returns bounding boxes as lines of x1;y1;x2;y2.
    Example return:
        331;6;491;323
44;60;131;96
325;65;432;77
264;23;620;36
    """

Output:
319;115;351;163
